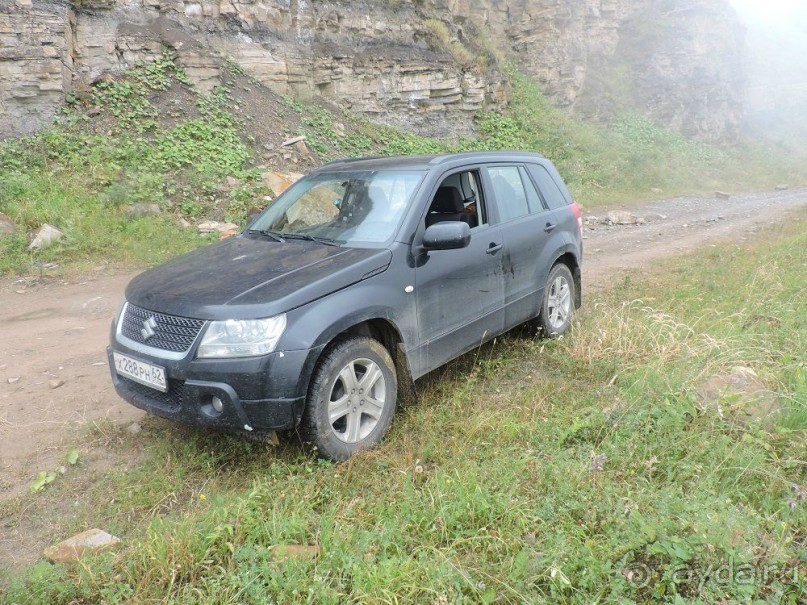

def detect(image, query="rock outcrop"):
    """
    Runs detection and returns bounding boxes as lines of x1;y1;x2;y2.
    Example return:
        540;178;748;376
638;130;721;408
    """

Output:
446;0;745;142
1;0;746;142
0;1;74;137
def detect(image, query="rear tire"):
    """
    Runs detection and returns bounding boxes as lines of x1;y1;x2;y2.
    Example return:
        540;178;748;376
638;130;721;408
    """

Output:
537;263;575;338
302;336;397;461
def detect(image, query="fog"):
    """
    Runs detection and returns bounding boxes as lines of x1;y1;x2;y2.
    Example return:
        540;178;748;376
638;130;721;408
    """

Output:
730;0;807;149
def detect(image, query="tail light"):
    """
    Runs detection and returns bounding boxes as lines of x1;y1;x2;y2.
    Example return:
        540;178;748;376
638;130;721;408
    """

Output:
570;201;583;238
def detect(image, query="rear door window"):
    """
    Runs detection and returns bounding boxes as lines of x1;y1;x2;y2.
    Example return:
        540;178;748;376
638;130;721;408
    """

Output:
488;166;529;222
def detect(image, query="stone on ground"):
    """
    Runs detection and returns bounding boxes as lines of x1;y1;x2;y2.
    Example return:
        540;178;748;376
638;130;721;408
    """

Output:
44;529;121;563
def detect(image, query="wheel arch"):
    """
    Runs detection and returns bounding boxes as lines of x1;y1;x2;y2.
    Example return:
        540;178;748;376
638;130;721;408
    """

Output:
552;250;582;309
330;318;404;358
305;315;416;406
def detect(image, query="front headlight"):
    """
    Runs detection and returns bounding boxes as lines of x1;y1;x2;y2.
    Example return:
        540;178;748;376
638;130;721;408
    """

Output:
197;314;287;358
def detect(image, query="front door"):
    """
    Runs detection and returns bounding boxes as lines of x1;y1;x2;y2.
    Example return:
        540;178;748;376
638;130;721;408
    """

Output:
412;170;505;375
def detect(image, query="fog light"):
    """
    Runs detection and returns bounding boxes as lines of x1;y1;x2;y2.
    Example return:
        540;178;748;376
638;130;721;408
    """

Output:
211;396;224;413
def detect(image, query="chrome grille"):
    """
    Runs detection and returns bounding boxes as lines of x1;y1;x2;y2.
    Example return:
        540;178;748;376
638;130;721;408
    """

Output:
121;304;205;353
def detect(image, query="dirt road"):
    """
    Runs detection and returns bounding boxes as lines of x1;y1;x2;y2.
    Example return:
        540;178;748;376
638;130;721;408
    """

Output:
2;187;806;505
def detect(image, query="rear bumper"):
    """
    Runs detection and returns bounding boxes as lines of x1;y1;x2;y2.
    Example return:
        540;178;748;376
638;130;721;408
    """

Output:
107;344;321;433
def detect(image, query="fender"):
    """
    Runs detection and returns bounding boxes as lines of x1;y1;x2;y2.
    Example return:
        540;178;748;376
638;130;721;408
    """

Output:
278;252;418;397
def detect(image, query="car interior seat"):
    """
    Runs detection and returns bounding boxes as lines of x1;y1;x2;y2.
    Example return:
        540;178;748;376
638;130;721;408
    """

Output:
425;187;471;228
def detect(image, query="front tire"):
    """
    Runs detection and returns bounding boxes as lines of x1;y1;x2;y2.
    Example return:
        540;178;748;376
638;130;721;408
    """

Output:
538;263;575;338
303;336;397;461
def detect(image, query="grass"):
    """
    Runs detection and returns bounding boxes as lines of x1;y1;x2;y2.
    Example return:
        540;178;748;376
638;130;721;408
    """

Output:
2;210;805;604
463;68;806;205
0;170;210;274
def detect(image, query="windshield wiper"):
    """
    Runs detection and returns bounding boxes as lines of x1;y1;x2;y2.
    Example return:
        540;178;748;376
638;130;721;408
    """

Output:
281;233;340;247
246;229;286;243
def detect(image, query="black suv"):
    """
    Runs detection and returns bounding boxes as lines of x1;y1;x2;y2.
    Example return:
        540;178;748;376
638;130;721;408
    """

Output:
108;152;583;460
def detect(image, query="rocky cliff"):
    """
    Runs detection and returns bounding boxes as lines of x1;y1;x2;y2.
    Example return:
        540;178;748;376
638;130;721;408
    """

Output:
452;0;746;142
1;0;745;142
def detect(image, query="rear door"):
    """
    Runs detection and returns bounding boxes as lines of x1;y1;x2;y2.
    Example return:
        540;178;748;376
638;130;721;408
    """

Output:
526;163;581;252
483;164;555;329
412;168;505;375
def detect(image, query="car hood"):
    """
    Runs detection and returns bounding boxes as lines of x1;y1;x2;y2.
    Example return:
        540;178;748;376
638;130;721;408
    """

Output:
125;236;392;320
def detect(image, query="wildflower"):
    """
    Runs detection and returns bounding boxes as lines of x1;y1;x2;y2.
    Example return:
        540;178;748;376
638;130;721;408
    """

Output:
590;453;607;473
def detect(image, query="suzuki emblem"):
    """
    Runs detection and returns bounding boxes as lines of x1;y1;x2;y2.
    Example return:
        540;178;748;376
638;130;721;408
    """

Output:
141;316;158;341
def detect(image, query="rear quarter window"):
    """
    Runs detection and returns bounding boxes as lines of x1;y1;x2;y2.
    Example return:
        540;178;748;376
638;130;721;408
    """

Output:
518;166;546;213
529;164;570;210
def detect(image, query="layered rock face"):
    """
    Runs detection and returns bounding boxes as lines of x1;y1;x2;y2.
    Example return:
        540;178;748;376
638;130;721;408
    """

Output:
1;0;509;139
1;0;745;142
0;2;74;138
446;0;745;142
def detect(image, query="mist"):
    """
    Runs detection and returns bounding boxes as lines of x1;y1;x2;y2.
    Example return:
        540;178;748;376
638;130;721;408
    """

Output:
730;1;807;151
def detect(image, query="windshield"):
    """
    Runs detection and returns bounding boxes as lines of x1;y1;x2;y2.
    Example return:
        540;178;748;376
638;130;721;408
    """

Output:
249;170;425;246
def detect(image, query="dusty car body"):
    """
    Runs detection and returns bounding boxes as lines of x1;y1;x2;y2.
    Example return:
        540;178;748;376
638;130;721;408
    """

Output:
108;152;583;459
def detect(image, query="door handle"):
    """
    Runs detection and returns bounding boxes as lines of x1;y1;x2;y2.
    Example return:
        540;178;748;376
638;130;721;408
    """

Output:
486;242;503;255
544;222;557;233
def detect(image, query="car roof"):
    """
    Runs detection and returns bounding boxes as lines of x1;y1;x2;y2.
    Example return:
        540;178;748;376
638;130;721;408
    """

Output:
311;151;549;174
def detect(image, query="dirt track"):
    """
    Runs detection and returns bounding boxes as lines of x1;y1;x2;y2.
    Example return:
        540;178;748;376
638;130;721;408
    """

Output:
1;187;806;506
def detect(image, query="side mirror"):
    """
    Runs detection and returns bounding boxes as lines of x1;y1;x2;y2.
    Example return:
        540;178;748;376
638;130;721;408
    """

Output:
422;221;471;251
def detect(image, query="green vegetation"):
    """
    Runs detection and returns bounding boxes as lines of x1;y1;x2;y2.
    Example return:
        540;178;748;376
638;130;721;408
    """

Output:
2;53;804;276
0;54;266;275
465;68;805;204
3;210;805;604
292;66;805;207
422;18;474;66
280;96;445;159
423;18;451;46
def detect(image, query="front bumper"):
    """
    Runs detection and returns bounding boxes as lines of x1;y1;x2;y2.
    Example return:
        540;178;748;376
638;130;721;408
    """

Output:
107;343;321;433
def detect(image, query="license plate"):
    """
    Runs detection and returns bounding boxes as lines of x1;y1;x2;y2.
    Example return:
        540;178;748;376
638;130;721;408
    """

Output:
113;352;167;392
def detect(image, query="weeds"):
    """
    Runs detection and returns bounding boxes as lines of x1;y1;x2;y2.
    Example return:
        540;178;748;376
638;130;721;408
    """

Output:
90;52;178;132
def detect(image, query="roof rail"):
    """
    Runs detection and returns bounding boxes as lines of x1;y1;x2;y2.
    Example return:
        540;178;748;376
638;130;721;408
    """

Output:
317;155;388;168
